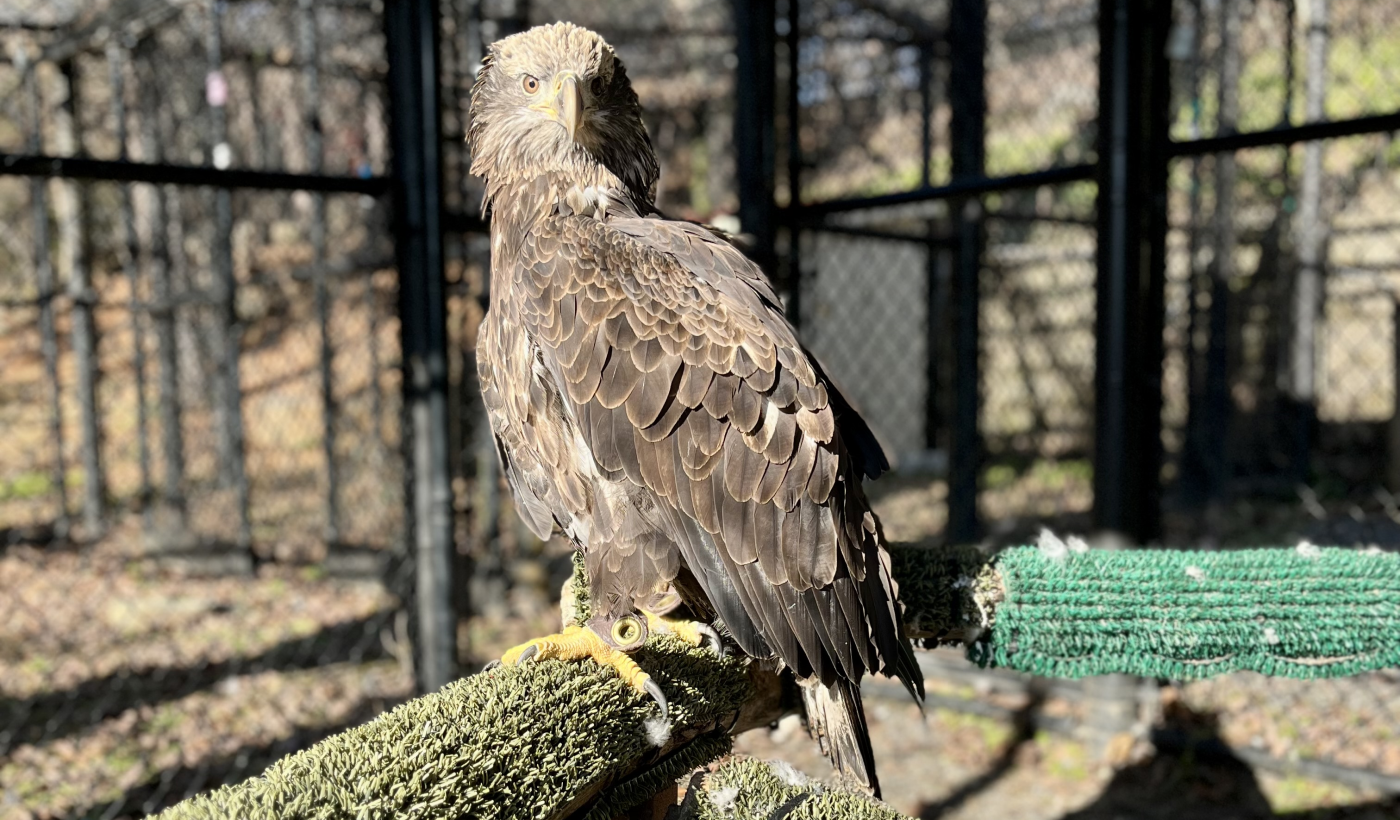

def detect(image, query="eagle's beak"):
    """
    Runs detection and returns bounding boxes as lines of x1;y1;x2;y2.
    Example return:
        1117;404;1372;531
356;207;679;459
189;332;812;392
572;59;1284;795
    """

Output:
556;74;584;143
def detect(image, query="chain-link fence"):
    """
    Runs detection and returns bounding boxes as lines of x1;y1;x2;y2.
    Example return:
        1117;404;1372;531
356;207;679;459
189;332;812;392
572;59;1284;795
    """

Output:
0;2;413;817
4;0;1400;817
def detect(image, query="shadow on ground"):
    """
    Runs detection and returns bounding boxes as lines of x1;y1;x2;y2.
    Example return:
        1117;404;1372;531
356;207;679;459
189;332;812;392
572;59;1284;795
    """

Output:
1;611;396;757
914;696;1400;820
53;699;398;820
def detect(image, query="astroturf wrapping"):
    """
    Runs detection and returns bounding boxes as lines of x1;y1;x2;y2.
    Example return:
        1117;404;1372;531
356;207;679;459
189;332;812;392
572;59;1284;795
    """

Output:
155;635;751;820
974;545;1400;679
687;756;911;820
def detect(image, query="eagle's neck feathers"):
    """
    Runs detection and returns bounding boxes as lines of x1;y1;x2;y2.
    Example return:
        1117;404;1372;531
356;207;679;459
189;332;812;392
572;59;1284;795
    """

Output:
487;167;643;279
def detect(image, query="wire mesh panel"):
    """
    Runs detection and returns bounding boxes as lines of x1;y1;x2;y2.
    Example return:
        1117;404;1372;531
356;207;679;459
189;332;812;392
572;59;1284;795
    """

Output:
1169;0;1400;142
799;230;930;460
1163;130;1400;539
979;206;1096;532
984;1;1098;177
0;184;64;542
791;0;949;198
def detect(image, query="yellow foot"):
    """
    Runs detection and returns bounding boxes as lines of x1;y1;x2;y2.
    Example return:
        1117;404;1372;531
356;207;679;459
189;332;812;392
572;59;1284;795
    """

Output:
644;611;727;657
486;624;668;719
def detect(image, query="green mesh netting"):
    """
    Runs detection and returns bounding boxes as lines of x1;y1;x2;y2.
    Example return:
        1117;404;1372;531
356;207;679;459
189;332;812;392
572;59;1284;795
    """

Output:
974;545;1400;679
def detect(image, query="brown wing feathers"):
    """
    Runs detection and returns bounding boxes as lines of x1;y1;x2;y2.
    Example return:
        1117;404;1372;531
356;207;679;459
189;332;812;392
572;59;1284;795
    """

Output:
506;212;919;694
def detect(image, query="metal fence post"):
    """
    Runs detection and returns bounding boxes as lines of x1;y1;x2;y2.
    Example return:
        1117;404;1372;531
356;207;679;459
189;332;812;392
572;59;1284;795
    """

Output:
734;0;778;281
782;0;802;326
947;0;985;545
386;0;456;693
1092;0;1171;543
919;40;941;453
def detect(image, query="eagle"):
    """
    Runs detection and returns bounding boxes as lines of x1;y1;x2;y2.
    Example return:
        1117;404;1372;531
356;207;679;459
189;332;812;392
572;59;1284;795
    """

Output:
469;22;922;794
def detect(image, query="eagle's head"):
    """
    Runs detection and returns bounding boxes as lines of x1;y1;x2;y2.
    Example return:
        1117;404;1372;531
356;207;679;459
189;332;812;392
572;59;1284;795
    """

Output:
468;23;659;212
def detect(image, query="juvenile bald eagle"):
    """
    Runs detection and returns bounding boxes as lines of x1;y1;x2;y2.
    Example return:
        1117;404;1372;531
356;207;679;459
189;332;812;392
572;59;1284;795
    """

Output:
469;22;922;794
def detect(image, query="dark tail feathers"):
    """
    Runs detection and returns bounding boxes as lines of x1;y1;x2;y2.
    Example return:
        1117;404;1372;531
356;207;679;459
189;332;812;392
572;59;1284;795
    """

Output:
800;678;880;798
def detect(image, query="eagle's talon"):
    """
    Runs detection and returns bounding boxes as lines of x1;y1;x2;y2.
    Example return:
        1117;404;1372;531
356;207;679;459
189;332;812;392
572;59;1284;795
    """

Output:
496;624;666;714
643;677;669;722
483;659;501;672
644;610;727;658
695;623;726;658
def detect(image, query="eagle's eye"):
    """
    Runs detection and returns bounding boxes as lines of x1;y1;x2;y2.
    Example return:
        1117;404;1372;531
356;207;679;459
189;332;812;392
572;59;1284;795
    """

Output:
522;75;540;94
590;76;605;96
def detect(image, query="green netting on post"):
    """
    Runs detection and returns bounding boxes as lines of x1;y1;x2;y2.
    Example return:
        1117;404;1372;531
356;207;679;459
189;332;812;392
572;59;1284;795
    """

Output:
973;545;1400;679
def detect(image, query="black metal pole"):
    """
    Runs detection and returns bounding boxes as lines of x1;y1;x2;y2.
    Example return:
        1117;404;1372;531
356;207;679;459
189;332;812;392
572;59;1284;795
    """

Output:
1093;0;1171;542
299;0;340;547
785;163;1095;219
386;0;456;693
925;223;947;453
0;152;391;193
947;0;985;545
782;0;801;326
734;0;778;280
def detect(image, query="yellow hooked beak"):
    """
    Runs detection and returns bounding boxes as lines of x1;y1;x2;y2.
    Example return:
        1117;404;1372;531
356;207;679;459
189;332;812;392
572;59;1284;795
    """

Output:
530;73;585;142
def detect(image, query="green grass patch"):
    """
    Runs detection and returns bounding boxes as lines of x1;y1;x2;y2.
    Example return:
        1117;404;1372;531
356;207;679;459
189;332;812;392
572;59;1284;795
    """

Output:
1;470;52;501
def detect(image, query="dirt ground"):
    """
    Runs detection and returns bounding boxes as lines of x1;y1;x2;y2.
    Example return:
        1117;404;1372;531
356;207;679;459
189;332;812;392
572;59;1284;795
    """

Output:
733;699;1398;820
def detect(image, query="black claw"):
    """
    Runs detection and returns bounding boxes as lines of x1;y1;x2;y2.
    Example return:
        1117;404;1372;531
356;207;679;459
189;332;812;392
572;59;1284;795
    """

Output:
697;624;727;658
483;659;501;672
643;678;669;722
517;644;539;664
